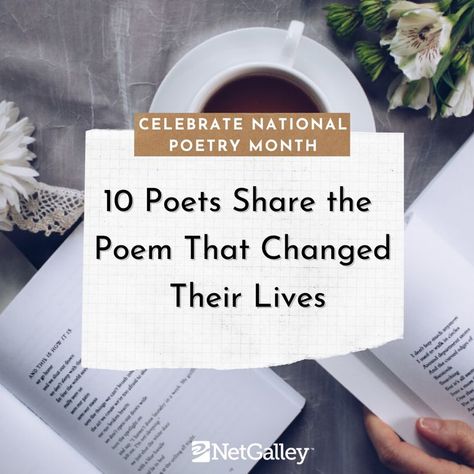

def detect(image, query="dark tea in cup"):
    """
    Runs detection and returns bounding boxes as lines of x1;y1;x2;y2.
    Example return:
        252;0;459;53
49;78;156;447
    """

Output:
201;74;321;113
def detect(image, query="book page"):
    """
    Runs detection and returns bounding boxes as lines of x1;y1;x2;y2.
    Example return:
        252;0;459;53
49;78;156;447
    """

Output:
407;133;474;266
0;383;98;473
372;215;474;425
319;351;441;450
319;138;474;450
0;224;305;474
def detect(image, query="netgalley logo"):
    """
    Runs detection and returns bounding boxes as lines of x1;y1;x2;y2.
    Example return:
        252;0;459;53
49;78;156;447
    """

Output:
191;440;313;465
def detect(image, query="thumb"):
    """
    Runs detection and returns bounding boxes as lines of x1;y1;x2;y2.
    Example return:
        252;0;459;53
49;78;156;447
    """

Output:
417;418;474;466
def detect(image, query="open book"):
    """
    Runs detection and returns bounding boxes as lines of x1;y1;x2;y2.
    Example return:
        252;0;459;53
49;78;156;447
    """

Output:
0;225;305;474
320;133;474;450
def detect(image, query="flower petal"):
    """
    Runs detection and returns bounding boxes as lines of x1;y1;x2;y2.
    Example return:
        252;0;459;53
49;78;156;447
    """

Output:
441;67;474;118
384;7;451;80
415;47;441;79
0;164;39;177
387;1;439;19
0;101;37;209
406;78;430;109
387;75;407;109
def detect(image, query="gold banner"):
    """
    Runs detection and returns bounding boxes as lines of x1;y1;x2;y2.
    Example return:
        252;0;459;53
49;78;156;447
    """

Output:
134;113;350;156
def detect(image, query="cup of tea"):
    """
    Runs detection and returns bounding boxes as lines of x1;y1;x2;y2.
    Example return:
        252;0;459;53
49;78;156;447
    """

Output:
189;21;330;113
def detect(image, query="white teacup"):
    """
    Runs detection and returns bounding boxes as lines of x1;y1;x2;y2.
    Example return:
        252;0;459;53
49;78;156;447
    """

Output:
189;21;330;113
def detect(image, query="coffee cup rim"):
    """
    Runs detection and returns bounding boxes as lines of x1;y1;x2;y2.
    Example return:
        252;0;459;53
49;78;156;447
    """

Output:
188;62;330;113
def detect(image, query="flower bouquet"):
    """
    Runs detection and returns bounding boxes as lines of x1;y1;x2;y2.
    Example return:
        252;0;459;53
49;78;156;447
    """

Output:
325;0;474;118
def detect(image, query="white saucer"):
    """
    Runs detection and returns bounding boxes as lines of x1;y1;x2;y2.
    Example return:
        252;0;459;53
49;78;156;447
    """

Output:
149;26;376;132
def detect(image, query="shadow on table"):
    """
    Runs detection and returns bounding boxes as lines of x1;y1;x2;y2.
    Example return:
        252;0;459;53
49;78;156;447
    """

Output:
6;220;82;269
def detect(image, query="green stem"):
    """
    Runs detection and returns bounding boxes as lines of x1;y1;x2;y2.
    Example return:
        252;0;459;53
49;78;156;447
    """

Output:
434;5;474;84
449;2;472;22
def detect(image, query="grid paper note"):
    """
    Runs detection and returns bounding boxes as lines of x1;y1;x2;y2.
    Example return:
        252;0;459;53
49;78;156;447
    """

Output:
82;130;403;369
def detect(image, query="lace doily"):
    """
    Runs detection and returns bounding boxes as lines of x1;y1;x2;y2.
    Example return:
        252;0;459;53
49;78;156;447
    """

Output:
8;182;84;236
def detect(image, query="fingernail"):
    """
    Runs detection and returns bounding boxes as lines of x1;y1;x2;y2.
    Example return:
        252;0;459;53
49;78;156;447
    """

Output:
420;417;441;432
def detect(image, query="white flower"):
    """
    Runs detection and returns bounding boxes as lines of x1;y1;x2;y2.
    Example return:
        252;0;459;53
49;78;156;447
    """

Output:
386;1;438;20
381;3;452;80
441;65;474;117
0;100;38;231
387;75;437;118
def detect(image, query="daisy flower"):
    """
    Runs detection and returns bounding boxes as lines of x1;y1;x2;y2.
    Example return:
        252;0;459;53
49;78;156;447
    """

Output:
0;101;38;231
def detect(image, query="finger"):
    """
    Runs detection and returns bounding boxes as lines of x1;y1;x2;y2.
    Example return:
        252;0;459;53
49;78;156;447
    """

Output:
417;418;474;466
364;409;471;473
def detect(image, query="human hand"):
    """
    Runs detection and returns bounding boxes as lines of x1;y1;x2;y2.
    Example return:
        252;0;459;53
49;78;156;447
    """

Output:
363;407;474;473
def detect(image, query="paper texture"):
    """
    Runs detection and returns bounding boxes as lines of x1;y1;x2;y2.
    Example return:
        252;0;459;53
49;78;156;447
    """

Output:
83;130;404;369
0;224;304;474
